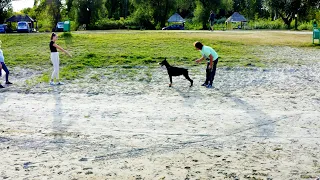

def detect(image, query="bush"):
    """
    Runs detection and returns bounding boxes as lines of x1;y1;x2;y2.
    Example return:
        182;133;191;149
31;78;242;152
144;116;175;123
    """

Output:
131;8;155;29
216;17;227;24
184;17;227;30
184;19;202;30
91;18;123;30
60;32;73;38
248;18;286;30
155;23;162;30
70;21;78;31
297;21;318;31
89;17;140;30
37;18;53;32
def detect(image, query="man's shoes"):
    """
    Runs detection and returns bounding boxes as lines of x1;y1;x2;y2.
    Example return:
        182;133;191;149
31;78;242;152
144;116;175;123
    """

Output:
206;84;213;88
5;81;12;85
0;84;4;88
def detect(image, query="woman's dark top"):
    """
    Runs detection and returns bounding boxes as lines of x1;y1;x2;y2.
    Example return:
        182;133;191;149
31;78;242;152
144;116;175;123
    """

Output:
50;41;57;52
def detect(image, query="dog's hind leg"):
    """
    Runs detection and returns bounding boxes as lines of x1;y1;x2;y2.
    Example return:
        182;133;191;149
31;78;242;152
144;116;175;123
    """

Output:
169;75;173;87
183;71;193;87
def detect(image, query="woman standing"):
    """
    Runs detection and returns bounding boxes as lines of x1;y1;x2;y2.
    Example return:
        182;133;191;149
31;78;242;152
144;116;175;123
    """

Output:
49;33;72;85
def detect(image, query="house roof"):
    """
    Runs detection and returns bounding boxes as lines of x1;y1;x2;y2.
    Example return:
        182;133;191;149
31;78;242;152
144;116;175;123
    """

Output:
5;15;36;22
225;12;247;22
168;13;185;23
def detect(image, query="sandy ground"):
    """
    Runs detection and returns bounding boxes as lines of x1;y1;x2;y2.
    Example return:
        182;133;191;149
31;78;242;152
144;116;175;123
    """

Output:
0;46;320;180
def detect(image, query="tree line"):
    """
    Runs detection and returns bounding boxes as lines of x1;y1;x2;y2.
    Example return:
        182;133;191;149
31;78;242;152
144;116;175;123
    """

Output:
1;0;319;31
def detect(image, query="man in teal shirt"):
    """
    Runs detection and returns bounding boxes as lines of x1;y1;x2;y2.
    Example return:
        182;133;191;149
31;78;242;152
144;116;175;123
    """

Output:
194;41;219;88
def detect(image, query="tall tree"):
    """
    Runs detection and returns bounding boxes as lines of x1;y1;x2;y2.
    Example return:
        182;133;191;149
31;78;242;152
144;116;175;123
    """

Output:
267;0;320;28
233;0;245;12
152;0;176;27
31;0;62;28
175;0;195;18
196;0;221;29
105;0;129;19
48;0;62;27
73;0;105;27
0;0;12;23
131;0;176;28
106;0;119;19
66;0;73;14
221;0;233;12
255;0;264;17
241;0;264;20
34;0;39;6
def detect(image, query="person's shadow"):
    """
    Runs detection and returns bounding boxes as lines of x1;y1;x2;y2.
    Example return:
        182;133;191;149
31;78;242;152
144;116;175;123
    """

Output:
173;84;275;138
172;86;198;108
0;91;6;107
219;91;276;138
51;86;68;149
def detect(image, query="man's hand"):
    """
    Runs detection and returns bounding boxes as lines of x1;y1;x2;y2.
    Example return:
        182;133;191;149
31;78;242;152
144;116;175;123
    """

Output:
195;59;201;63
0;63;2;70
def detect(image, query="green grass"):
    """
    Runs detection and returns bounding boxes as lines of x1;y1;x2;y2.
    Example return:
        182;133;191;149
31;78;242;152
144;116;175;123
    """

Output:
0;31;317;81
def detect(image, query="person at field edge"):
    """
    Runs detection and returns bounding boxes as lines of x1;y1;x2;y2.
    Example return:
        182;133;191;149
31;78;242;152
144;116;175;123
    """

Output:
208;10;215;31
194;41;219;88
49;33;72;86
0;40;12;89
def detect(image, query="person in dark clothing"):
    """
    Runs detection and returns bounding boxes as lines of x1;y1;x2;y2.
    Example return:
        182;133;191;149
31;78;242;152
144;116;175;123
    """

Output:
208;10;215;31
0;40;12;88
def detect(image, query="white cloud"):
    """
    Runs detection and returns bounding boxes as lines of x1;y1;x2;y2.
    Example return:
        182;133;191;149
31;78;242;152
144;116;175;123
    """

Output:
12;0;34;12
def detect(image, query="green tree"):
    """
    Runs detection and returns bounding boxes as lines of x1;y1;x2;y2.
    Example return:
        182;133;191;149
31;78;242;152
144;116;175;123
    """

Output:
175;0;195;18
0;0;12;23
48;0;62;27
131;5;154;28
267;0;319;28
131;0;175;28
153;0;176;27
28;0;63;29
221;0;233;12
73;0;105;27
195;0;221;29
233;0;245;13
232;0;264;20
66;0;73;13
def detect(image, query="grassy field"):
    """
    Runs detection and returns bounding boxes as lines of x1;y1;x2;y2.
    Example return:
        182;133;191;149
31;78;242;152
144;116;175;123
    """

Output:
0;30;318;81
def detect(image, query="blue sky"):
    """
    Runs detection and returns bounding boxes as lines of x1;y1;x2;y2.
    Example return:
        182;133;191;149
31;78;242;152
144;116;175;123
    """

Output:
12;0;34;12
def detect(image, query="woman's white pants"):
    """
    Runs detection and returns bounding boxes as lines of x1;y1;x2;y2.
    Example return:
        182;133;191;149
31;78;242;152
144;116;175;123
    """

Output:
51;52;60;80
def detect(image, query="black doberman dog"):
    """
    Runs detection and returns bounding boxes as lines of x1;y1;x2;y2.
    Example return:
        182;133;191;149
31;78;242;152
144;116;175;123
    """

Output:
159;58;193;87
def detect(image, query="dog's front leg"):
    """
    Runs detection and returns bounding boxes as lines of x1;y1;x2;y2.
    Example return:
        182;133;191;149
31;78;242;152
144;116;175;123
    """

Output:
169;75;172;87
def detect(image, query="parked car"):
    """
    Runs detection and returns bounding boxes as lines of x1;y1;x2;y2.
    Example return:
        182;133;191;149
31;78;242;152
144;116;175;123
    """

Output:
162;24;184;30
0;24;8;33
17;21;31;33
55;22;64;32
